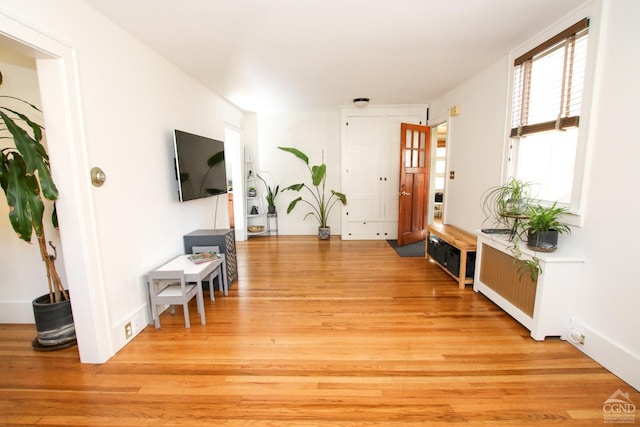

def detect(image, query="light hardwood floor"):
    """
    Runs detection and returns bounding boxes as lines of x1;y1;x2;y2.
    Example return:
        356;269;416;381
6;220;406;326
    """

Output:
1;236;637;426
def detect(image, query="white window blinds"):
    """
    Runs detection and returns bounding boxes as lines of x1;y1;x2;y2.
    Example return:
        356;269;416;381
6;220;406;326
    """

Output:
511;18;589;138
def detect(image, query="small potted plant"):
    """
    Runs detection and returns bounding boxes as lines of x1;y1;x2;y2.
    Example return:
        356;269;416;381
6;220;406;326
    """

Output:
247;186;257;197
481;177;533;229
0;71;75;350
524;202;571;251
480;179;572;282
278;146;347;239
257;174;279;214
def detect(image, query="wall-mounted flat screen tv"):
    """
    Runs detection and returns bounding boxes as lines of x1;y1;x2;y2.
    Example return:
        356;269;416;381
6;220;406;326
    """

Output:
173;129;227;202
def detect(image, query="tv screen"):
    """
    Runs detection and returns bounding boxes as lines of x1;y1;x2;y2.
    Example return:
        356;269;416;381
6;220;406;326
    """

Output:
173;129;227;202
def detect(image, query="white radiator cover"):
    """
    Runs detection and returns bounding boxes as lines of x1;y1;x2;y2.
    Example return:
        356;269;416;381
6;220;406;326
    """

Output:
473;232;584;340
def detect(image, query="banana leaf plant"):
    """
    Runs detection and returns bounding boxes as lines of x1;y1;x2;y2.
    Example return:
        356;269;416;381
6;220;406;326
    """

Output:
278;146;346;228
0;76;67;304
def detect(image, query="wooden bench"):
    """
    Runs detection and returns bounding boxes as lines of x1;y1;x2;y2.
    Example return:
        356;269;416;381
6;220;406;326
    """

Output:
426;224;477;289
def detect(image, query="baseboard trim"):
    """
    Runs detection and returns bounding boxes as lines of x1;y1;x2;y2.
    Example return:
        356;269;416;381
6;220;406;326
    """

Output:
110;305;149;354
569;318;639;391
0;300;34;323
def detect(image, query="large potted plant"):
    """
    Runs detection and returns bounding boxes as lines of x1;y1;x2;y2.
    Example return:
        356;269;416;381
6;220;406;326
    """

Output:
0;71;75;350
278;146;347;239
523;202;571;251
257;174;279;214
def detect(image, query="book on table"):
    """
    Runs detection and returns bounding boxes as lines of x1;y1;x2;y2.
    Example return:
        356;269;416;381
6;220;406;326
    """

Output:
188;252;219;264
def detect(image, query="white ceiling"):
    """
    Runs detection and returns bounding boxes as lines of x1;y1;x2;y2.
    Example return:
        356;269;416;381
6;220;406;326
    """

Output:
82;0;587;113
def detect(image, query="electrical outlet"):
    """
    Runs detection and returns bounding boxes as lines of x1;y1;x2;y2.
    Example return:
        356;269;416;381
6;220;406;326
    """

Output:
569;328;585;345
124;321;132;339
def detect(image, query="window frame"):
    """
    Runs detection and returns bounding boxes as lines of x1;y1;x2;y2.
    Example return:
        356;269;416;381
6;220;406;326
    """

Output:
510;18;588;138
504;8;602;227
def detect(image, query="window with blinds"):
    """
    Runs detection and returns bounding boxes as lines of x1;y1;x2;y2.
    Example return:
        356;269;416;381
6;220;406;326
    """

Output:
509;18;589;204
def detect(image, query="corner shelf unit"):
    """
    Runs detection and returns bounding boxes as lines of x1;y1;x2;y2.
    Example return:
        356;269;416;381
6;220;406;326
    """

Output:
245;150;267;237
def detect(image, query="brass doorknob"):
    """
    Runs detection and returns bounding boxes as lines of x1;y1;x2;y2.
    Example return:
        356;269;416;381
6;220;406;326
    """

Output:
90;167;106;187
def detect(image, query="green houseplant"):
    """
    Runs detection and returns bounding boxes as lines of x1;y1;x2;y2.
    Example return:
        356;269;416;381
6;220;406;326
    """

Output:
278;146;347;239
480;178;572;282
257;174;279;214
481;177;533;229
523;202;571;251
0;71;75;349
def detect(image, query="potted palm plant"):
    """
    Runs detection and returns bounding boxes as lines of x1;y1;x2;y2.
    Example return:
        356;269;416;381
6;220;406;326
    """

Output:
278;146;347;239
0;71;75;350
257;174;279;214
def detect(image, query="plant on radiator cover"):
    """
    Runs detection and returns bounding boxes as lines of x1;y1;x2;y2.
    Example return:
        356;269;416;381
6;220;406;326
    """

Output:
480;178;572;282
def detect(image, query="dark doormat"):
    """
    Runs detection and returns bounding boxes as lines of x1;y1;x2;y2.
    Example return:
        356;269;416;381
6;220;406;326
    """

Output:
387;239;425;257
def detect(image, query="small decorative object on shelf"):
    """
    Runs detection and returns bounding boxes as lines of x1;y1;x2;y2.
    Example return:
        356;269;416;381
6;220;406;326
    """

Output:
250;205;259;215
248;225;265;233
248;187;257;197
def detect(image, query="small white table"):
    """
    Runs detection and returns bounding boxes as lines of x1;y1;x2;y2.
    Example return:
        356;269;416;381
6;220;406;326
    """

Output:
148;254;228;328
155;254;228;296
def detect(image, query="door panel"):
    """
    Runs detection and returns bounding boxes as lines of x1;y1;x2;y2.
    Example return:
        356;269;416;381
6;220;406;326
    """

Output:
344;116;384;221
397;123;431;246
341;107;427;240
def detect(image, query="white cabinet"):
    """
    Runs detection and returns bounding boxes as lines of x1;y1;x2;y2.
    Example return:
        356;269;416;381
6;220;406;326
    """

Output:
474;232;584;340
341;106;427;240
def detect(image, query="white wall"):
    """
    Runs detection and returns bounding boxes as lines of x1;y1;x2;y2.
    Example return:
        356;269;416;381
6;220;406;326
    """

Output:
430;0;639;390
0;0;244;361
0;46;68;322
428;58;510;232
565;0;640;391
255;110;342;235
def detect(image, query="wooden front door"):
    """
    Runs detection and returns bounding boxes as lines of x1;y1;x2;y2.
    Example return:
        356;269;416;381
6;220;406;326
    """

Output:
397;123;431;246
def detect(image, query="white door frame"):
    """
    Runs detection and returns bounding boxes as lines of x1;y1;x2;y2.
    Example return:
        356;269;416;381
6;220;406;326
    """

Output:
224;124;246;241
1;13;112;362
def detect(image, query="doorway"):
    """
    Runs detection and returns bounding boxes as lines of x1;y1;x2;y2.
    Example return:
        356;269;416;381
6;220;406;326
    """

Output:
1;20;111;362
397;123;430;246
430;122;448;225
224;125;245;241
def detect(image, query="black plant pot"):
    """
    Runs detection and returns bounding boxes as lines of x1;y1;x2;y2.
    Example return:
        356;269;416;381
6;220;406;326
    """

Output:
268;205;276;214
32;293;77;351
527;229;559;252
